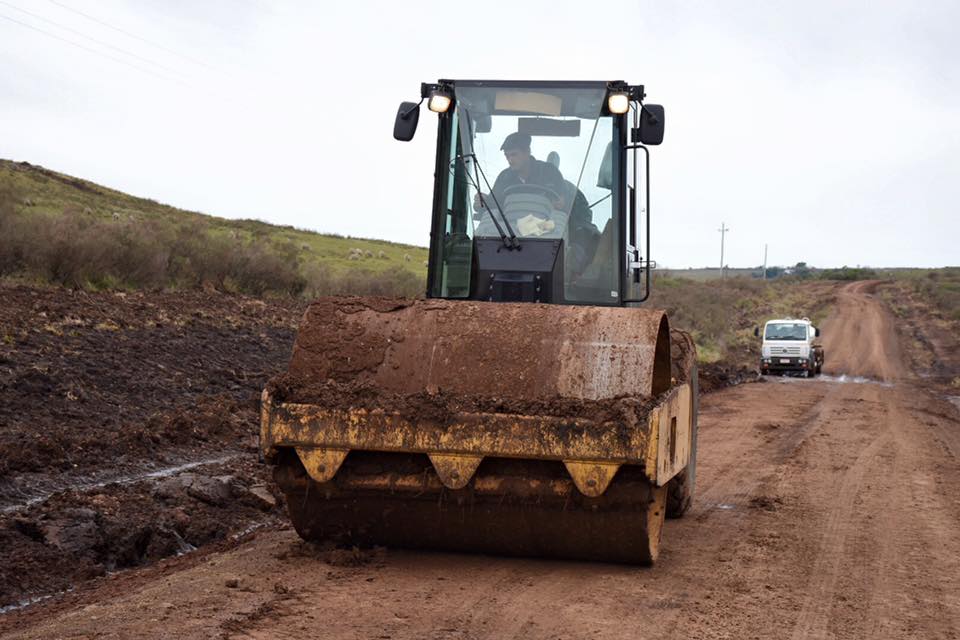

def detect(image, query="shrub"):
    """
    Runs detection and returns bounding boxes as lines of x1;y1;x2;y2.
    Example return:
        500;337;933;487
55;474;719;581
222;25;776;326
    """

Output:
818;266;877;281
0;203;309;295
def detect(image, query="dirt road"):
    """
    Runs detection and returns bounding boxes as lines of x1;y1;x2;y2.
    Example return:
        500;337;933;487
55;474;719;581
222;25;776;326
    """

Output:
3;281;959;639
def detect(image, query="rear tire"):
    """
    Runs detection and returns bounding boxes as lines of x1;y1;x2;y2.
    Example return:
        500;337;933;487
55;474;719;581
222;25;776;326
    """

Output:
667;363;698;518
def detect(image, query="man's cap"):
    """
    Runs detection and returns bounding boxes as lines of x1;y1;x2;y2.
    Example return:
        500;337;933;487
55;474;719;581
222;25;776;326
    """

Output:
500;132;531;151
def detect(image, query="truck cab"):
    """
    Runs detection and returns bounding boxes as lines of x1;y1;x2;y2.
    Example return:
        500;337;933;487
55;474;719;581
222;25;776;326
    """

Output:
756;317;824;377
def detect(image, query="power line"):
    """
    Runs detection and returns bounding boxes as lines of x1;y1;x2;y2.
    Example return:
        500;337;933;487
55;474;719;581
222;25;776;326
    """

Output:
46;0;215;70
0;11;188;86
0;0;186;78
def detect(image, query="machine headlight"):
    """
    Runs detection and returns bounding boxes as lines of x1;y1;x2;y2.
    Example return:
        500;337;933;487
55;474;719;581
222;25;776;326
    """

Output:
427;91;452;113
607;92;630;114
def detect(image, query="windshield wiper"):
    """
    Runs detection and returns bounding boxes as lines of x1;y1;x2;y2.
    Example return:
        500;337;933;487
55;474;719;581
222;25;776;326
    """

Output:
455;153;519;249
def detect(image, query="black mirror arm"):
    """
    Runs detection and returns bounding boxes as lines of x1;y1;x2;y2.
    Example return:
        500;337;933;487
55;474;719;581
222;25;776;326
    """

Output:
640;103;659;125
401;99;423;120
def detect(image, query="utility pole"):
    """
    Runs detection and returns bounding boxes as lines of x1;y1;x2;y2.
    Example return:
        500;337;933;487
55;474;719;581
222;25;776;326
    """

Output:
718;222;729;279
763;243;768;281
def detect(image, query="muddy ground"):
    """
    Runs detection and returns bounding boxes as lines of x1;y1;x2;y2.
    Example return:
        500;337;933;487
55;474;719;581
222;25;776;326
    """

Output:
0;285;302;479
0;285;304;608
0;284;756;614
4;280;958;639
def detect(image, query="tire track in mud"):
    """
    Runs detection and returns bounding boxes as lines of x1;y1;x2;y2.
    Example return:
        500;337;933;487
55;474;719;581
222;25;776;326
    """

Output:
787;387;893;640
781;281;960;638
862;386;960;637
0;453;244;514
785;281;905;638
691;381;826;511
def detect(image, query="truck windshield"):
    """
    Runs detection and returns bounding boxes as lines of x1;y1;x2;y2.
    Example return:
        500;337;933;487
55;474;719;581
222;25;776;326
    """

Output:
441;83;620;304
765;323;808;340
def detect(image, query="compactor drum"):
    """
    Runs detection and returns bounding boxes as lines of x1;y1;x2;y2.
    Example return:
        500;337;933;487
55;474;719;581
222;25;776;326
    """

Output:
261;80;698;564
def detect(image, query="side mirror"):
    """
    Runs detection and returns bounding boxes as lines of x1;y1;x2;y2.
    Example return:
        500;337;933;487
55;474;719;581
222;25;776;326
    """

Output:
639;104;665;145
815;328;821;337
393;101;420;141
754;326;760;338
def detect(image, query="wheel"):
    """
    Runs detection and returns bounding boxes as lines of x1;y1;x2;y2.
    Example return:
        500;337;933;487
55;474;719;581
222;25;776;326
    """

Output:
275;449;669;565
805;364;815;378
667;363;698;518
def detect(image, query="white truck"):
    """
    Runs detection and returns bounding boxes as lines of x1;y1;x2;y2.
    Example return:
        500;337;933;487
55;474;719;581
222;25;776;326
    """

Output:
754;317;824;377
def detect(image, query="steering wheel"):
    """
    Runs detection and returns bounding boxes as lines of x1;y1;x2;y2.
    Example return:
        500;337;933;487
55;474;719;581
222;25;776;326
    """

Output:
502;183;562;205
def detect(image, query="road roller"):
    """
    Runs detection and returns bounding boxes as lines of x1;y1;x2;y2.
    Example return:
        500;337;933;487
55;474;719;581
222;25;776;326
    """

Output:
260;80;698;564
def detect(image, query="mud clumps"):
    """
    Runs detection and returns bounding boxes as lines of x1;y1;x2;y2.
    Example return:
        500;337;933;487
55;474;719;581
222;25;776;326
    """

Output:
276;296;678;432
286;539;387;568
749;495;784;512
269;376;661;431
0;458;282;609
284;296;672;404
286;297;414;385
698;363;761;394
0;284;302;479
0;284;302;609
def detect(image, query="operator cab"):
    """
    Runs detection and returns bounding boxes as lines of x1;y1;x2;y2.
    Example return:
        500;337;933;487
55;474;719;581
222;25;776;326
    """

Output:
394;80;665;307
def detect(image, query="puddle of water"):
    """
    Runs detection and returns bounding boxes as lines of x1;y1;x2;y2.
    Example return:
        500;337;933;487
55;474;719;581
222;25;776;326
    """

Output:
172;530;198;556
948;396;960;413
716;504;735;510
0;589;72;615
0;454;244;514
773;374;893;387
818;374;894;387
230;518;276;540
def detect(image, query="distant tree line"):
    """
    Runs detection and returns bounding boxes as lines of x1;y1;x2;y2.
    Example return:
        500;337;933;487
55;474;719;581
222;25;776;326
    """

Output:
752;261;877;281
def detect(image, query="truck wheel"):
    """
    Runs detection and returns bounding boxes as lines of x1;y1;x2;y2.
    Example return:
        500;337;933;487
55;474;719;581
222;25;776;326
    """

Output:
805;363;815;378
667;363;698;518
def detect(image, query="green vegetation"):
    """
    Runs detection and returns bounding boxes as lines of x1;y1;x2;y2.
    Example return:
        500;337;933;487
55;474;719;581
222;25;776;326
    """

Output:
648;274;835;366
816;266;878;281
912;269;960;321
663;263;879;282
0;160;427;297
890;267;960;322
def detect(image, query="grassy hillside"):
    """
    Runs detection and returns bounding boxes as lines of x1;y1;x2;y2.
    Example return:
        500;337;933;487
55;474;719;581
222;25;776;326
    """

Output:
0;159;427;296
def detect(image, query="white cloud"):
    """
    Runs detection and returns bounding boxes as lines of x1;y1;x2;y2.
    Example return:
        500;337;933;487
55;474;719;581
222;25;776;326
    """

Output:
0;0;957;267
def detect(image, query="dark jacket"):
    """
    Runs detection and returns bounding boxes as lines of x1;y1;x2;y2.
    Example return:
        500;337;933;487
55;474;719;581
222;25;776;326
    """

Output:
491;157;566;204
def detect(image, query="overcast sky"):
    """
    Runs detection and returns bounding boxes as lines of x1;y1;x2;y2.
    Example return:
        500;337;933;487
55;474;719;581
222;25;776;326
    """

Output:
1;0;957;268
